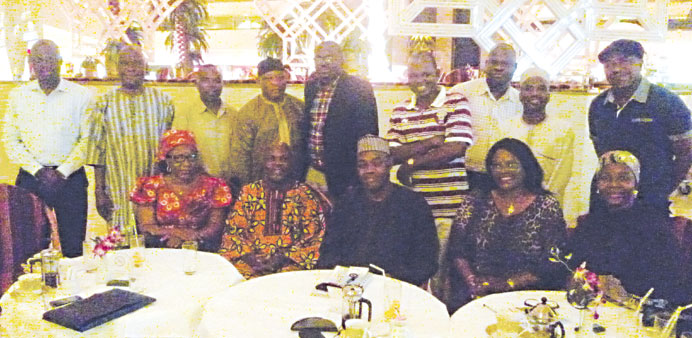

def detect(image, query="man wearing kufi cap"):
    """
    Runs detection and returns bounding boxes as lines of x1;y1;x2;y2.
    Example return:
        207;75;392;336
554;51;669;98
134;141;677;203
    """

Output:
589;39;692;213
230;57;306;187
501;67;575;223
317;135;439;286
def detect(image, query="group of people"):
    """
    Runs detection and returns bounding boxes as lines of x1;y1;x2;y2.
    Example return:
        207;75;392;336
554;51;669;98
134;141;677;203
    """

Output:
3;37;691;312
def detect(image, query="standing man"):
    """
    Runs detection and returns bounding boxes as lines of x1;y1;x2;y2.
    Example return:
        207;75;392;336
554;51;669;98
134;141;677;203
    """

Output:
174;64;236;187
385;51;473;294
3;39;92;257
589;39;692;213
230;58;305;187
303;41;378;198
503;68;574;207
317;135;439;287
87;45;175;233
450;43;521;190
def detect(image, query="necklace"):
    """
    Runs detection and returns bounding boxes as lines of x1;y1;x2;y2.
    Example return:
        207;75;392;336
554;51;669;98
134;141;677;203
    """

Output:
507;204;515;215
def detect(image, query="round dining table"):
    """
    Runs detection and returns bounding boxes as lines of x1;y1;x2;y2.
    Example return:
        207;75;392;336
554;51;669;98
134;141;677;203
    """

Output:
0;248;244;337
194;270;450;338
450;290;658;337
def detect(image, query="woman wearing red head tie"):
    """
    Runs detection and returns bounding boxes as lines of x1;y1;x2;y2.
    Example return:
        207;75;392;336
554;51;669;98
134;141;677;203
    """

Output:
130;129;232;251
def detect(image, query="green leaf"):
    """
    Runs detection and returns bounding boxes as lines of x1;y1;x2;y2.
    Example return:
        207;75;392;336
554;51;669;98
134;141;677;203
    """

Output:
565;253;573;260
549;257;558;263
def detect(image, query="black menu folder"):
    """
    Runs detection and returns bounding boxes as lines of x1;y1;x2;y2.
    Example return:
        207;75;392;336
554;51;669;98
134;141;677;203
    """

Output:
43;288;156;332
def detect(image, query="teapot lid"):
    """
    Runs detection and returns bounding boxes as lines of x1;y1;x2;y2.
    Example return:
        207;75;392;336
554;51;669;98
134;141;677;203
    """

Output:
527;297;559;324
342;284;364;298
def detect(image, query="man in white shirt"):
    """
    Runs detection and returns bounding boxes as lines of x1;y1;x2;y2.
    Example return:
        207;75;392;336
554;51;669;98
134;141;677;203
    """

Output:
502;68;575;207
2;39;92;257
450;43;522;190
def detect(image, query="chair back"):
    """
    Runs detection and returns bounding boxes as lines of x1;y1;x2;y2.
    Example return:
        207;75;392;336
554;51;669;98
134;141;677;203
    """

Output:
0;184;59;294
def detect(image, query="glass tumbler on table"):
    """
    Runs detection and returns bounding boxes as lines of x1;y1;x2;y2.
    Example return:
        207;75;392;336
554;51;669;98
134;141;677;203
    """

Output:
129;234;146;268
182;241;198;275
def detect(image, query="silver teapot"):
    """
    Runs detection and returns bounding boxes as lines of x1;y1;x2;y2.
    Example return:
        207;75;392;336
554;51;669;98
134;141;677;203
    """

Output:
524;297;565;338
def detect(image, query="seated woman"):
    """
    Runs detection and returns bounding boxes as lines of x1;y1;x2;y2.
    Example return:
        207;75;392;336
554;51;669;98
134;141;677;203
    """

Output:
130;129;232;251
445;138;567;312
569;150;686;305
219;142;326;279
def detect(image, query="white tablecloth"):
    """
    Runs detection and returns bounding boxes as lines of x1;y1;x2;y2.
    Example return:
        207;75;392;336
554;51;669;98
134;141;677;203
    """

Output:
195;270;450;338
450;290;655;337
0;248;244;337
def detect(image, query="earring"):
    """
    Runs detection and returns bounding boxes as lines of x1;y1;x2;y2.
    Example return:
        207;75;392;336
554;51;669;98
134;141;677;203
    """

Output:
632;189;638;196
166;163;171;173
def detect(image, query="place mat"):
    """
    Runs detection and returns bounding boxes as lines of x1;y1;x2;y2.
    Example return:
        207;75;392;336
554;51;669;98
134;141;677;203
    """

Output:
43;288;156;332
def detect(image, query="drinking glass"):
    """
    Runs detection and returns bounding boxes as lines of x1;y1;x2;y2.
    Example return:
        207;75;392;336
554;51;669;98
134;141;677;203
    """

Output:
680;332;692;338
384;278;402;321
653;312;676;338
82;241;99;273
566;279;597;333
181;241;198;275
129;235;146;268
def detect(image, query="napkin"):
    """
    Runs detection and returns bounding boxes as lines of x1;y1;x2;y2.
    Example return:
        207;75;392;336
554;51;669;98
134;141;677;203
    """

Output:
43;288;156;332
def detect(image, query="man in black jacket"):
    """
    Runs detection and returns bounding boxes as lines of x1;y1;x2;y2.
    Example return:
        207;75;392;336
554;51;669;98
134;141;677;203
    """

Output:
317;135;439;287
303;41;378;198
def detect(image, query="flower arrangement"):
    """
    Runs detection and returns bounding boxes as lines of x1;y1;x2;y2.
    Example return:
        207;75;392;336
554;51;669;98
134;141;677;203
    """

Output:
550;247;606;319
92;230;125;257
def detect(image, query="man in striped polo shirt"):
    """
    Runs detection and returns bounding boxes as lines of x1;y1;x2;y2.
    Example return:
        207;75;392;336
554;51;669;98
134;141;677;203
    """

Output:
385;51;473;294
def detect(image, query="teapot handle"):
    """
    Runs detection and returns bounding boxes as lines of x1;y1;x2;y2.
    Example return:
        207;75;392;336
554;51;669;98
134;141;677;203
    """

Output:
551;321;565;338
358;298;372;322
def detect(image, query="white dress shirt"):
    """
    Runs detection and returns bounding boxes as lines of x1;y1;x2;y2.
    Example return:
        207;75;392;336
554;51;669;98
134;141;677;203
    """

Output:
449;78;522;172
2;79;92;177
500;114;575;205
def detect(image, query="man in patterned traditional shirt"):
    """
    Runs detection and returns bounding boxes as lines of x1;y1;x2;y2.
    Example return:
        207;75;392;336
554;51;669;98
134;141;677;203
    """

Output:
87;45;174;233
385;51;473;294
303;41;378;198
220;142;326;279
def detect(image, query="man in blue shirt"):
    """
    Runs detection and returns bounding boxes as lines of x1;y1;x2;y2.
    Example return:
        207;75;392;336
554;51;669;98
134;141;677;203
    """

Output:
589;39;692;213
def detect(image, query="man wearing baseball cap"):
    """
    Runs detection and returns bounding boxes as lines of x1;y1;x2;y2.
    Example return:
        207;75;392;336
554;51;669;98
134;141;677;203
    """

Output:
588;39;692;214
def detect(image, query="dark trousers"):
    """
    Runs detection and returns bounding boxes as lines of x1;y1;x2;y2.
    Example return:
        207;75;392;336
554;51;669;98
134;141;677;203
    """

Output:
16;168;88;258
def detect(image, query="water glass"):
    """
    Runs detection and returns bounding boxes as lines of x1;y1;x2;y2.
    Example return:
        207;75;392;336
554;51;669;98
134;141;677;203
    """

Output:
384;278;402;321
342;319;372;338
181;241;198;275
680;332;692;338
81;241;99;273
653;312;676;338
129;235;146;268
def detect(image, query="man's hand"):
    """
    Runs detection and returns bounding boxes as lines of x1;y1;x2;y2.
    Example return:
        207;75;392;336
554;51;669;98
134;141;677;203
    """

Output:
95;187;114;222
396;163;413;186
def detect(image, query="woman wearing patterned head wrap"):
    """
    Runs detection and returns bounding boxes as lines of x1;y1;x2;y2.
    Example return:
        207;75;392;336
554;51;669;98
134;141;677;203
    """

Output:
568;150;687;304
130;129;233;251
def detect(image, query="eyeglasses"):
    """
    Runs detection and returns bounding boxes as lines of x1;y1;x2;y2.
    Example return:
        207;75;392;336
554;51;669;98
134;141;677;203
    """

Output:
490;162;521;172
166;153;199;164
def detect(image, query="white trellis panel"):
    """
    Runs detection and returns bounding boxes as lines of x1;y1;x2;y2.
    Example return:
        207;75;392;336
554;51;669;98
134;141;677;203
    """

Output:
254;0;369;71
386;0;668;78
60;0;185;55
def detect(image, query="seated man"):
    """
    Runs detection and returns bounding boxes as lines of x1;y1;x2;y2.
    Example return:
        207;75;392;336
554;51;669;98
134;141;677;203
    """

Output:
317;135;439;286
219;142;326;278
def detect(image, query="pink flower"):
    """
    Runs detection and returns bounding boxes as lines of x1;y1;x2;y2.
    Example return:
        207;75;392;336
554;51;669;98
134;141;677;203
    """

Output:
93;244;107;257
